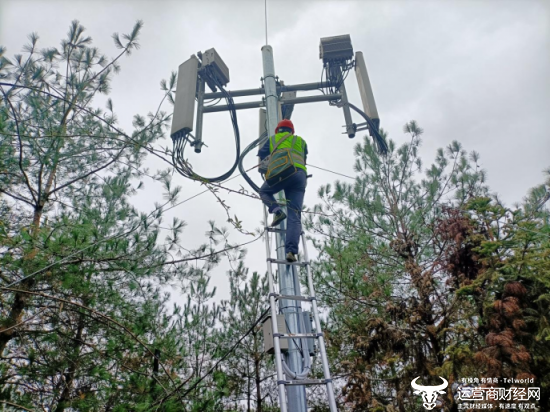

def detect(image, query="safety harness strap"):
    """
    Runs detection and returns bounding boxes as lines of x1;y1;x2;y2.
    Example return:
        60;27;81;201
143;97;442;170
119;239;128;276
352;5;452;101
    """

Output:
270;133;306;169
290;135;305;166
270;133;292;154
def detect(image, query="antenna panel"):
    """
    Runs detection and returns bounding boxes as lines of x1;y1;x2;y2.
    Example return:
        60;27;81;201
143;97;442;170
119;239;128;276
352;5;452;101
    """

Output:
171;55;199;138
354;51;379;123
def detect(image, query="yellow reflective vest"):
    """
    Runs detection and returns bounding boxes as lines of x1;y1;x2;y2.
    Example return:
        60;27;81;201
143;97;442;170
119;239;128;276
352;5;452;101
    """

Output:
269;132;307;173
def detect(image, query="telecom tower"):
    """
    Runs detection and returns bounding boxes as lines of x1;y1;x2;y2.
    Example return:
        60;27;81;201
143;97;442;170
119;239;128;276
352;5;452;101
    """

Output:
170;35;386;412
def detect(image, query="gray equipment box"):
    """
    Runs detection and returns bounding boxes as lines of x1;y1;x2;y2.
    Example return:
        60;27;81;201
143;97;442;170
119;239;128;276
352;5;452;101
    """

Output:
263;314;288;354
202;48;230;87
302;311;316;356
259;108;267;137
319;34;353;63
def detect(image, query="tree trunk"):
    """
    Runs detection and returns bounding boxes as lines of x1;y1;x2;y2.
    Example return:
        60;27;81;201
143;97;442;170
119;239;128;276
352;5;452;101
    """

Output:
254;352;262;412
247;355;251;412
0;204;43;353
54;312;85;412
0;123;66;354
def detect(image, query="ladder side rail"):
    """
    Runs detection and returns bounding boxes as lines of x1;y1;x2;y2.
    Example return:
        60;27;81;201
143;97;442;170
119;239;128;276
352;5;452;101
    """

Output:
276;203;308;391
264;207;288;412
300;232;338;412
290;262;306;365
291;264;311;376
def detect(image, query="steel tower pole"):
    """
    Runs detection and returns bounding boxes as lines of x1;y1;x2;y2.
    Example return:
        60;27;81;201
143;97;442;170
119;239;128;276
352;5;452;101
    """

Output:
261;45;307;412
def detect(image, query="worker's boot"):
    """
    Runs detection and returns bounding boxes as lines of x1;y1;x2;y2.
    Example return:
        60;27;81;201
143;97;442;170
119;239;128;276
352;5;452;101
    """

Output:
286;252;298;263
270;210;287;227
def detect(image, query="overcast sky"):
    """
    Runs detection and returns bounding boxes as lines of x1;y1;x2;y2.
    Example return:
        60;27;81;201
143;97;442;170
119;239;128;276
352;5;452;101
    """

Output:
2;0;549;303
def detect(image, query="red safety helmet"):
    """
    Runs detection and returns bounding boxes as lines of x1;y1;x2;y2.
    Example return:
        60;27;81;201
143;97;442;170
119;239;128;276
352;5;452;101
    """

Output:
275;119;294;134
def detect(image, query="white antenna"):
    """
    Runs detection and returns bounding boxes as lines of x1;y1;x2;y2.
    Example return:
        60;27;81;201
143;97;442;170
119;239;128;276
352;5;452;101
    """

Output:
264;0;269;45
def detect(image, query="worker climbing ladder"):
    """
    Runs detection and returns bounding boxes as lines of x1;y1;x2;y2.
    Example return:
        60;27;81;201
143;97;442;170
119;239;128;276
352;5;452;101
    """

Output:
170;34;385;412
263;207;338;412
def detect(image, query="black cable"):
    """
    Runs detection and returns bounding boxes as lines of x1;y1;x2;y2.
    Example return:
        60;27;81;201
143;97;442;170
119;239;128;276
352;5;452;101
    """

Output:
237;125;359;195
322;60;387;156
324;61;352;106
172;65;241;183
339;63;352;88
317;65;325;94
154;306;270;406
348;102;388;155
204;97;222;107
238;131;267;193
169;162;355;214
182;57;384;193
284;316;305;357
164;163;260;214
309;164;355;180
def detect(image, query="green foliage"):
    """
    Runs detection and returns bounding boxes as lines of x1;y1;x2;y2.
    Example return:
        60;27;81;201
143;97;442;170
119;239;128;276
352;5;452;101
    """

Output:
0;21;252;411
217;263;277;411
4;18;547;412
460;197;550;403
307;120;550;410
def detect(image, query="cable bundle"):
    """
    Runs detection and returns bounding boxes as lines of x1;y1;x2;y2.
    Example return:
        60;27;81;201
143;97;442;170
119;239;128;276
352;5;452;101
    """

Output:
348;102;388;155
173;58;387;192
172;65;241;183
238;132;266;194
322;60;353;105
320;59;388;156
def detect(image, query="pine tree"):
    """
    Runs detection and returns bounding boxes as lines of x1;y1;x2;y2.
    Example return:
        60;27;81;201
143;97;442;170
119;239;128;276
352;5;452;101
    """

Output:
305;122;488;411
455;195;550;406
176;271;224;411
219;262;278;412
0;21;219;410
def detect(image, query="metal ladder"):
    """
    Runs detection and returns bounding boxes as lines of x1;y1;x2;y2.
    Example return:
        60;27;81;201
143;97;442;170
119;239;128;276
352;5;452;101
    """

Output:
263;208;338;412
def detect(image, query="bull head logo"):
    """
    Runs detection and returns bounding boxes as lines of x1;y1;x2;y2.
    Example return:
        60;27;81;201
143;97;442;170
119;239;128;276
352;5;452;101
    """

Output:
411;376;448;410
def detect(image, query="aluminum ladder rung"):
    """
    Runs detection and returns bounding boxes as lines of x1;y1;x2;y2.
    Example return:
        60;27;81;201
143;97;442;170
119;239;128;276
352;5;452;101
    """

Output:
275;333;321;339
270;293;315;302
266;226;307;235
279;379;331;386
267;258;308;267
263;205;337;412
266;226;286;233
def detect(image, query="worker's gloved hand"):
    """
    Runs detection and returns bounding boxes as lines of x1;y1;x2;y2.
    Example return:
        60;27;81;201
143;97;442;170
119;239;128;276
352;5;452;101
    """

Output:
307;174;312;179
258;157;270;174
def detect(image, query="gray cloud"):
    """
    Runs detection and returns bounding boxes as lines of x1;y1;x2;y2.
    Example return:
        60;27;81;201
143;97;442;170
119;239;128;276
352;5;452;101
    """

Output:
2;0;549;302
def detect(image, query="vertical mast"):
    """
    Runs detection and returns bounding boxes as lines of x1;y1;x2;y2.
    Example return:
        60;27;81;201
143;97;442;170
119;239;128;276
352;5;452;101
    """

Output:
261;45;308;412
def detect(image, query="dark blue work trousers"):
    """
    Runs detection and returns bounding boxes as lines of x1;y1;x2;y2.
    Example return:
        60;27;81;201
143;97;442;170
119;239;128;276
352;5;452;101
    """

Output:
259;169;307;255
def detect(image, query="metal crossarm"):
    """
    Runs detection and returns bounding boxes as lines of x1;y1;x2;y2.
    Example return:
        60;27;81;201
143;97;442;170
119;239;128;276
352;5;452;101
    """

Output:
282;379;332;386
264;206;338;412
274;333;320;339
267;258;308;267
269;293;315;302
